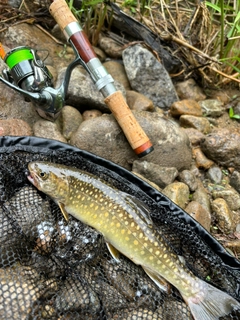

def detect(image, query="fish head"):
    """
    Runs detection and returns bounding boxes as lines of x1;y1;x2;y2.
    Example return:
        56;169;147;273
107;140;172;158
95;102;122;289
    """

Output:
27;161;69;204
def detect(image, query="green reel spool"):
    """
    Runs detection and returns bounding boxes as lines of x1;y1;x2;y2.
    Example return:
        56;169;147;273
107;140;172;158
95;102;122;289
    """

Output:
4;46;33;69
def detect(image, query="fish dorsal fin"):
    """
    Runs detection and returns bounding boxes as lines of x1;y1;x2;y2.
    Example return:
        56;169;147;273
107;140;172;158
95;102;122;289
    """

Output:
59;202;69;222
124;194;153;225
106;242;120;262
142;266;171;293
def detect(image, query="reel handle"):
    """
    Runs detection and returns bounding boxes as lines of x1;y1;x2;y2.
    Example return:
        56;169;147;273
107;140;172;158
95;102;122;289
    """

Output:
49;0;154;157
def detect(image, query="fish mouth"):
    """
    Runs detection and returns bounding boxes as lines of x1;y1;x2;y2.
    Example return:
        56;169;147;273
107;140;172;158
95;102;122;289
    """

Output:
27;164;39;188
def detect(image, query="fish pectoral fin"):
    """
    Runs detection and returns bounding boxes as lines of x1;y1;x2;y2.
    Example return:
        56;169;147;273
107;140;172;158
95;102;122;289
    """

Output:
142;266;171;294
106;242;120;262
58;202;69;222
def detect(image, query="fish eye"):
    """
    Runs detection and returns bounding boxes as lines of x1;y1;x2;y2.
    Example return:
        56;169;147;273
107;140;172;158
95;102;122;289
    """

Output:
39;171;48;180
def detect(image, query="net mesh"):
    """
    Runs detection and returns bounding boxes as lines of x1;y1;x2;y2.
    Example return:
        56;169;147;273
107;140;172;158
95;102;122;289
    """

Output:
0;139;240;320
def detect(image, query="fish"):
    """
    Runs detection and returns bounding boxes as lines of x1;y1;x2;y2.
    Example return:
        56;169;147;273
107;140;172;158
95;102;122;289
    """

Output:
27;161;240;320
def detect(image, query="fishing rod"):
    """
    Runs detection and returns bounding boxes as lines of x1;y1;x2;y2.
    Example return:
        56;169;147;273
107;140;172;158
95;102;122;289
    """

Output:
0;1;154;157
49;0;153;157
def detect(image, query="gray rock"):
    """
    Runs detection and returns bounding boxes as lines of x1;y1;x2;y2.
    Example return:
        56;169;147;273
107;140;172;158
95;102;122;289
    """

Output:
199;99;224;117
132;161;178;188
122;45;178;110
230;171;240;194
174;78;206;101
103;61;131;90
33;120;67;143
162;182;190;209
212;184;240;211
211;198;236;234
59;105;83;140
56;66;126;113
207;165;223;184
178;170;198;192
179;115;211;134
70;111;192;170
200;129;240;170
192;182;211;213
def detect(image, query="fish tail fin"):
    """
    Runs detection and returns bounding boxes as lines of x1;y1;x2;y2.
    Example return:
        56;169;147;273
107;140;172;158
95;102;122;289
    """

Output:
183;280;240;320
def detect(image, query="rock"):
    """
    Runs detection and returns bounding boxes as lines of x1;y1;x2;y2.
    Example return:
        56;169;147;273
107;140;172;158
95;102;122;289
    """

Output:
98;35;123;59
70;111;192;170
82;109;102;121
122;44;179;110
103;61;131;90
60;106;83;140
192;182;211;213
211;198;236;233
33;120;67;143
192;147;214;169
229;170;240;194
212;184;240;211
162;182;190;209
200;129;240;170
56;66;126;113
198;99;224;117
0;119;32;136
126;91;154;112
132;172;162;192
183;128;205;146
179;115;211;134
178;170;198;192
170;100;202;117
132;160;178;188
185;201;211;231
174;78;206;101
210;91;230;104
207;165;223;184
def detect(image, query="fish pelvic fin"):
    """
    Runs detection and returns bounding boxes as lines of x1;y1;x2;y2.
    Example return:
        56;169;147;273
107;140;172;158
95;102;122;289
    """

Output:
183;280;240;320
59;202;69;222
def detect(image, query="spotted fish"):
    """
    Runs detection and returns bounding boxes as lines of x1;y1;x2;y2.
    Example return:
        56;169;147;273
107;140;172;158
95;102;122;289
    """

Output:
27;161;240;320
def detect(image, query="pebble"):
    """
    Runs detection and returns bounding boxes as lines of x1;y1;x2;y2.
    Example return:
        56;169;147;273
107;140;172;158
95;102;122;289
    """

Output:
60;105;83;140
126;90;155;112
206;165;223;184
178;170;198;192
98;34;123;59
229;170;240;194
33;120;67;143
0;119;33;136
183;128;205;146
132;160;178;189
82;109;102;121
211;198;235;233
212;184;240;211
103;60;131;90
200;128;240;171
192;147;214;169
162;182;190;209
185;201;211;231
192;182;211;213
179;115;211;134
198;99;224;117
170;99;202;117
174;78;206;101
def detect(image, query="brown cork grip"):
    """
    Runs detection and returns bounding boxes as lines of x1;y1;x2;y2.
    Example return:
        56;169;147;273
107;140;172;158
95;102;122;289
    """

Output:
104;91;153;156
49;0;77;31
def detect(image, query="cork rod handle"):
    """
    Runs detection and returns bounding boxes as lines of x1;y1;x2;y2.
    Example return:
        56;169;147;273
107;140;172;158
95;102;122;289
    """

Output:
49;0;77;31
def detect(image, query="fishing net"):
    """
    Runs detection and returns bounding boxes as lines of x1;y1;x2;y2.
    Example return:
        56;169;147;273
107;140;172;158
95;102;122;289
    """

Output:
0;135;240;320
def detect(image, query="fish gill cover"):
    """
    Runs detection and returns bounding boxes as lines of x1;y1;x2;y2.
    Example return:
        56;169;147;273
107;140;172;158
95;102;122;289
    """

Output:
0;136;240;320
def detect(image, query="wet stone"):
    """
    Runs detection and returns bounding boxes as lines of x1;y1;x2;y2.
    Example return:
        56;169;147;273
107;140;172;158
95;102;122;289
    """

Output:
0;119;33;136
103;60;131;90
183;128;205;146
200;129;240;170
230;170;240;194
60;105;83;141
192;147;214;169
126;90;154;112
132;160;178;189
82;109;102;121
207;165;223;184
170;99;203;117
185;201;211;232
98;35;123;59
211;198;236;234
212;184;240;211
162;182;190;209
180;115;211;134
192;182;211;213
33;120;67;143
178;170;198;192
174;78;206;101
199;99;224;117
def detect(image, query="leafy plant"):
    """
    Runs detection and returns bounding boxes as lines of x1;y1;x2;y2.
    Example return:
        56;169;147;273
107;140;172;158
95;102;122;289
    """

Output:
229;107;240;119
